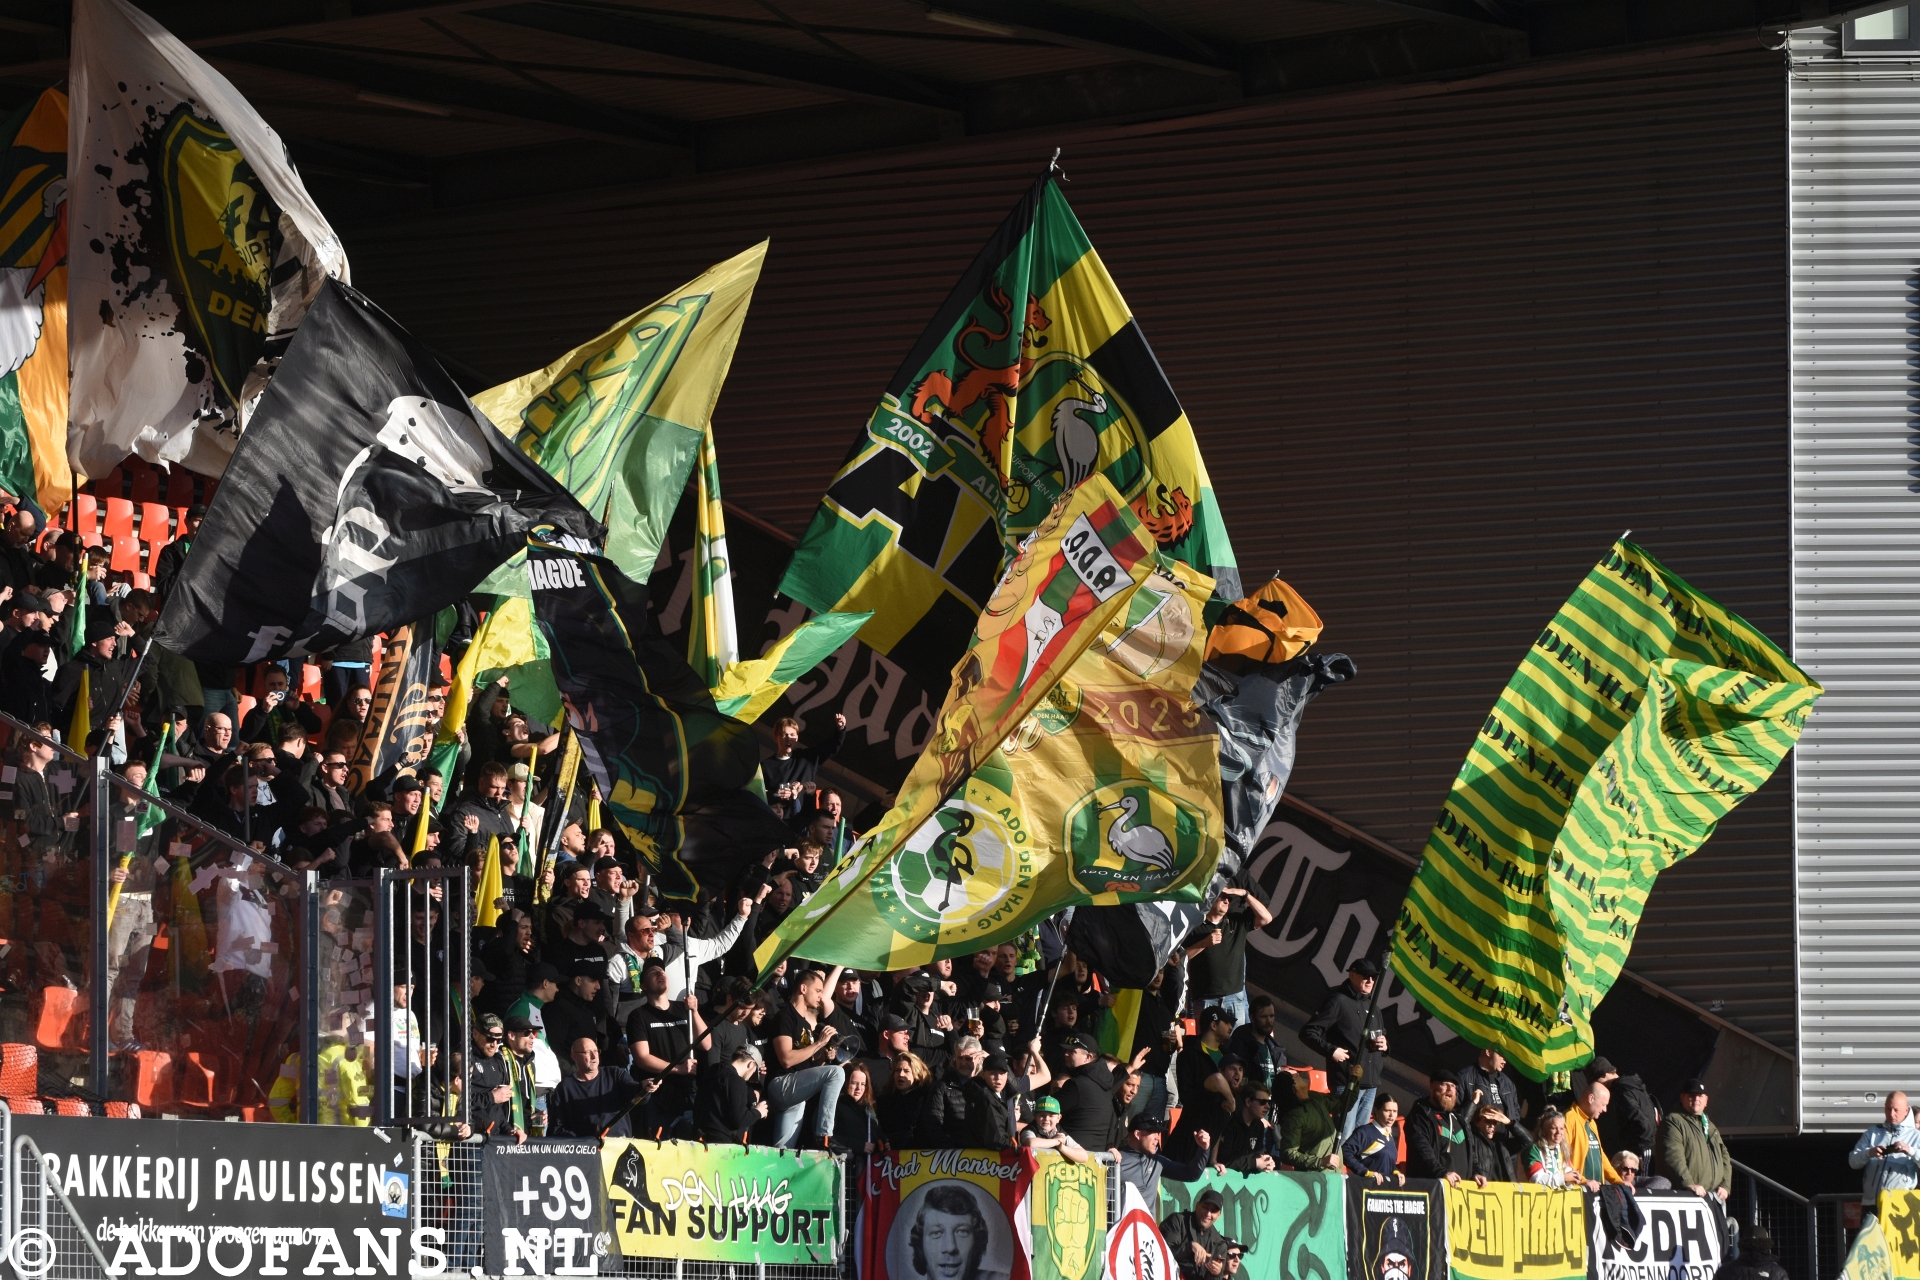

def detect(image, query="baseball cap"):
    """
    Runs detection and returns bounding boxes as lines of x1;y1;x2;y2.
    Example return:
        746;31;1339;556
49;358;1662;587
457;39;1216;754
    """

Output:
567;956;605;981
1680;1078;1708;1095
978;982;1002;1002
1197;1188;1224;1209
509;763;531;780
594;856;621;873
186;504;206;520
528;962;563;987
470;957;496;983
1129;1114;1166;1134
392;775;425;795
1587;1056;1619;1079
1200;1006;1234;1028
1068;1030;1099;1054
881;1013;911;1033
571;902;609;924
984;1052;1011;1072
1034;1096;1061;1114
503;1015;534;1034
1348;958;1381;978
478;1013;503;1034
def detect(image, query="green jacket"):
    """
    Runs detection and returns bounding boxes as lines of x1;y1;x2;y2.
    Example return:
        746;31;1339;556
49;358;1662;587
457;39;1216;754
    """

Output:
1657;1111;1731;1192
1279;1073;1362;1170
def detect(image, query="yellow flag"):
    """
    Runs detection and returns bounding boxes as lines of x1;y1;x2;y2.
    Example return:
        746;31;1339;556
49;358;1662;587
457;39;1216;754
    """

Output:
474;835;504;928
67;665;89;753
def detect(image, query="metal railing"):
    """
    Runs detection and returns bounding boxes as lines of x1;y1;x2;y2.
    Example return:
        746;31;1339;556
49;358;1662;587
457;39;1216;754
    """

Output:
1732;1157;1819;1280
9;1125;111;1280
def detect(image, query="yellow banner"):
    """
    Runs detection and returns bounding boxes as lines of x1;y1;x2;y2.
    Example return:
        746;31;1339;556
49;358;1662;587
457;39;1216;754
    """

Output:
1875;1192;1920;1279
1445;1182;1586;1280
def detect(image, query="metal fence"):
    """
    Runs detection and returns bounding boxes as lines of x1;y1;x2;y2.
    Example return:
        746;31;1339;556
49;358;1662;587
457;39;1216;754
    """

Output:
7;1104;109;1280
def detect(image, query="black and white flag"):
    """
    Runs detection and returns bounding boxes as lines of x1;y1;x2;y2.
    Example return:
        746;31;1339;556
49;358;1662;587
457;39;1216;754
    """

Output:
154;280;598;664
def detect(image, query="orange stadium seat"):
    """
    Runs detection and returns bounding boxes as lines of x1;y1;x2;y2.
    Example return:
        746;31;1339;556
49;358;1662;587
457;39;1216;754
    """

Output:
102;496;133;542
102;1101;135;1118
68;493;97;538
108;535;140;575
128;464;160;505
33;987;81;1052
139;502;172;546
51;1097;89;1116
0;1042;36;1095
129;1049;173;1109
5;1097;42;1114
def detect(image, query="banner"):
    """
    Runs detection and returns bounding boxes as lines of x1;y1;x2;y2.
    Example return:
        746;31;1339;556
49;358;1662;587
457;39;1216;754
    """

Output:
1023;1152;1106;1280
780;171;1238;696
1159;1169;1345;1280
1107;1183;1176;1280
1441;1182;1584;1280
1589;1193;1725;1280
483;1139;612;1277
68;0;348;478
862;1149;1034;1280
11;1115;435;1280
600;1139;841;1264
1874;1189;1920;1278
758;475;1160;972
1347;1179;1448;1280
1852;1216;1898;1280
0;88;71;513
1394;540;1822;1077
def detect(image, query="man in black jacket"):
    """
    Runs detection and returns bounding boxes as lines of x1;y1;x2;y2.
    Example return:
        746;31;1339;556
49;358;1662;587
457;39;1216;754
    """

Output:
924;1036;1012;1148
1588;1056;1660;1164
696;1046;766;1143
1405;1072;1470;1183
1300;957;1388;1140
1160;1187;1228;1280
1457;1046;1528;1150
467;1014;524;1141
1213;1083;1282;1173
1051;1031;1117;1150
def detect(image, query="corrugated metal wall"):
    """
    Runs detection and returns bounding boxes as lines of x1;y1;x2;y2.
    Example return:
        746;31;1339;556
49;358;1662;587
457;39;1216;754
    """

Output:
347;46;1795;1052
1787;25;1920;1132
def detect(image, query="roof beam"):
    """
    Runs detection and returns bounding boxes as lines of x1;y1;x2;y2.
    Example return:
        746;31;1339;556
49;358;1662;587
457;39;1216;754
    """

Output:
212;41;689;148
471;2;963;112
1319;0;1526;32
905;0;1238;77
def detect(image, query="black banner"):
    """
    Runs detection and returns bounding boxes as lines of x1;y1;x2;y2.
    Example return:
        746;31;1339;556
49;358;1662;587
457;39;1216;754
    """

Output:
350;619;441;794
1588;1193;1726;1280
1346;1177;1448;1280
482;1138;612;1276
12;1115;432;1280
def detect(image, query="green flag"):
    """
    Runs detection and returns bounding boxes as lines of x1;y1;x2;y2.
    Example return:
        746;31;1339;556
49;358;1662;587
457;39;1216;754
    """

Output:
1392;540;1822;1078
778;172;1238;695
136;721;171;837
710;610;871;723
472;243;765;593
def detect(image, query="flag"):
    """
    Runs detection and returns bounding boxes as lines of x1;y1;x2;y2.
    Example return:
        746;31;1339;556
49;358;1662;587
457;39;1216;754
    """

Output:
472;242;765;587
151;280;596;665
779;171;1239;695
109;722;171;933
1392;540;1822;1078
0;89;71;514
347;621;440;793
474;835;504;928
466;596;562;729
65;552;86;660
687;424;737;688
526;528;791;901
755;475;1162;973
710;610;872;723
66;665;89;752
67;0;348;479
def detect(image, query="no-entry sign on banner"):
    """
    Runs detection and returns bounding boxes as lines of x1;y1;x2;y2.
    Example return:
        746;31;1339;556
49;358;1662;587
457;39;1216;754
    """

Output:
1589;1193;1725;1280
483;1138;611;1276
602;1139;842;1264
860;1149;1035;1280
1347;1179;1449;1280
14;1115;434;1280
1443;1182;1586;1280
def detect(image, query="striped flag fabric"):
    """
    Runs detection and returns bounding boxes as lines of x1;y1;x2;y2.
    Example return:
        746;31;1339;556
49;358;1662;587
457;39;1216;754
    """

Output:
1392;539;1822;1077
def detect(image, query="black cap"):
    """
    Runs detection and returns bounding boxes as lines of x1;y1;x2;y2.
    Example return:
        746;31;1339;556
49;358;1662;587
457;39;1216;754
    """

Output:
978;982;1002;1002
186;504;206;520
15;623;48;646
1680;1078;1708;1095
880;1013;911;1033
1201;1005;1234;1027
1430;1068;1458;1087
568;957;605;981
528;962;563;986
1068;1029;1100;1054
503;1015;534;1034
1217;1053;1243;1072
1587;1056;1619;1079
1348;958;1381;978
983;1052;1011;1072
392;775;425;795
470;957;495;983
594;855;621;873
899;972;934;996
1197;1188;1224;1208
84;608;116;642
1129;1113;1166;1134
642;956;667;973
571;902;609;924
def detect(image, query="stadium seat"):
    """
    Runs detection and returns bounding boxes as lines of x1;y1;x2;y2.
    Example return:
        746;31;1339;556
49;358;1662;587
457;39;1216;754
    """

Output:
128;464;160;505
103;1101;136;1118
5;1097;42;1114
0;1042;37;1095
139;502;172;546
51;1097;89;1116
68;494;97;538
33;986;82;1052
236;694;255;726
102;497;133;542
176;1052;217;1108
131;570;150;591
129;1049;173;1109
108;534;140;574
301;663;322;701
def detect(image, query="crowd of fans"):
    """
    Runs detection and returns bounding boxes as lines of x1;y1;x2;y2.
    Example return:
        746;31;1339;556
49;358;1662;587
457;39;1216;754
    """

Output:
0;501;1838;1280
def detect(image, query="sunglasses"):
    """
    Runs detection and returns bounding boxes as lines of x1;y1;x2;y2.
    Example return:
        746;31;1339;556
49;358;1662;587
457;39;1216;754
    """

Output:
483;1033;504;1042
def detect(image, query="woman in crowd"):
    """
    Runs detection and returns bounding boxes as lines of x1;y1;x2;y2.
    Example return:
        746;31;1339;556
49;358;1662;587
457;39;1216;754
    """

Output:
836;1061;882;1154
876;1052;933;1147
1526;1107;1580;1187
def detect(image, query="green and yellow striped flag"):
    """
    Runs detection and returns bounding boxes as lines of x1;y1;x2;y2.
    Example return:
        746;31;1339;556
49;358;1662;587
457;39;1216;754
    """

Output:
687;424;735;689
473;242;765;588
757;554;1220;973
1392;540;1822;1078
778;172;1238;695
710;609;872;724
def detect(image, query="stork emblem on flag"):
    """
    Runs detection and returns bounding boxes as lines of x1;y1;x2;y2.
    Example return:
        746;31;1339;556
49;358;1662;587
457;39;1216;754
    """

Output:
1065;782;1207;897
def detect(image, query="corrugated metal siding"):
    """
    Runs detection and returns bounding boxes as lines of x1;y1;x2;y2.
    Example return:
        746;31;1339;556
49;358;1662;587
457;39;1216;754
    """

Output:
1787;26;1920;1132
346;48;1795;1050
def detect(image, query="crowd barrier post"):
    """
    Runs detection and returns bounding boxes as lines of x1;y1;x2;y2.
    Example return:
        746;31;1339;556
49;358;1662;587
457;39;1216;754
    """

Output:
301;868;321;1125
374;868;394;1127
87;754;109;1102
